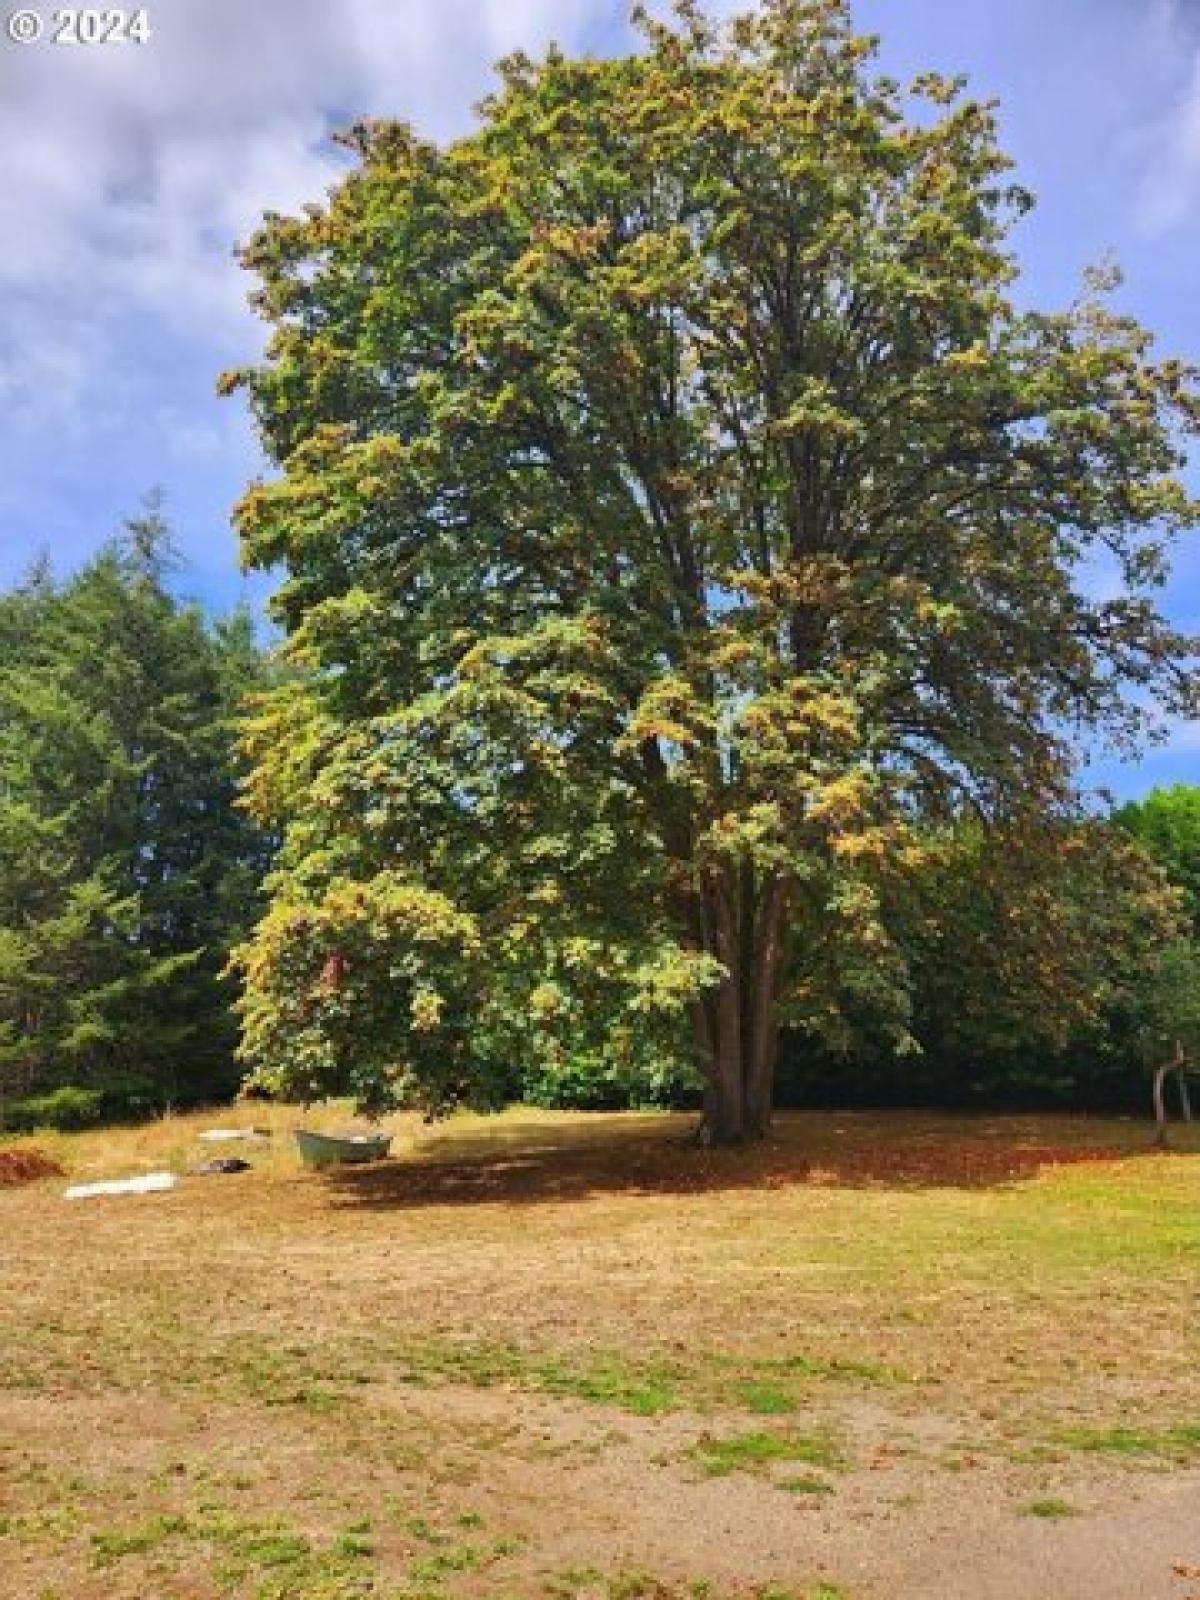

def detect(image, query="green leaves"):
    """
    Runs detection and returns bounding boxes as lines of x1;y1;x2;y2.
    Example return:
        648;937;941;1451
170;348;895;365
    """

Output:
237;873;484;1113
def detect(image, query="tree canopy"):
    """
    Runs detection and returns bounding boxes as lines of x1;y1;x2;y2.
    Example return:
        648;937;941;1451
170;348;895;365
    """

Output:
226;0;1199;1141
1116;784;1200;936
0;513;268;1121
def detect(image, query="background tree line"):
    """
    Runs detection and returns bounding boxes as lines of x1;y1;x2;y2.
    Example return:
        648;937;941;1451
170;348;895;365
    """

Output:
0;505;269;1130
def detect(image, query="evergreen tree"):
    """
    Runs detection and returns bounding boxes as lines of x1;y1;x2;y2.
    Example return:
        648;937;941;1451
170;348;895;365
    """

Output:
0;511;268;1118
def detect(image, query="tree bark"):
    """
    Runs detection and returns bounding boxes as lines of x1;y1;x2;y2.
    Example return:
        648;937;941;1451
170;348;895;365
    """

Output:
1153;1063;1169;1149
1170;1040;1192;1125
694;864;788;1146
743;873;787;1140
710;869;747;1143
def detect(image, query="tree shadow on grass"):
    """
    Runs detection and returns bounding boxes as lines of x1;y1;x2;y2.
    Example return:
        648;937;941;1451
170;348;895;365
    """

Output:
320;1110;1163;1211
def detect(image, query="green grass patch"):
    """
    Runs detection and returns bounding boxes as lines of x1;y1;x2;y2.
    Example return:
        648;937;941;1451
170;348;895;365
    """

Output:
731;1381;796;1415
391;1337;901;1422
394;1339;680;1416
692;1429;844;1478
1054;1422;1200;1463
88;1506;381;1595
409;1542;482;1581
90;1515;191;1565
760;1354;897;1385
781;1475;836;1496
1021;1497;1078;1519
543;1574;827;1600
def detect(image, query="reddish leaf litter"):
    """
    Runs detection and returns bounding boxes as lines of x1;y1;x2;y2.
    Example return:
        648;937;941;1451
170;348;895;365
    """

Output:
793;1139;1125;1189
0;1148;64;1188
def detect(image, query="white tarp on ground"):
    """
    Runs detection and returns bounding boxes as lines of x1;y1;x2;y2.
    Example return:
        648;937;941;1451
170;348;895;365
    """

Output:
64;1172;178;1200
197;1129;270;1143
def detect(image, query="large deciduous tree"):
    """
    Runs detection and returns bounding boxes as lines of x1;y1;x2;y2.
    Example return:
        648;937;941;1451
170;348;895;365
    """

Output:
227;0;1199;1142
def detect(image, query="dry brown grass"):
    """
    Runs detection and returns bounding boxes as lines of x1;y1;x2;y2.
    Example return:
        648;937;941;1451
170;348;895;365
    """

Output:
1;1105;1198;1599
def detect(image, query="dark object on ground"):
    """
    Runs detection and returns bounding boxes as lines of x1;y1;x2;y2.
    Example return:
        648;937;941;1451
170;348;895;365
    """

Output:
189;1157;253;1176
0;1148;65;1187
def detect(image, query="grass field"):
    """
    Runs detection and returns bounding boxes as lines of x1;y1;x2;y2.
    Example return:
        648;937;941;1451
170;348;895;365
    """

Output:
2;1105;1199;1599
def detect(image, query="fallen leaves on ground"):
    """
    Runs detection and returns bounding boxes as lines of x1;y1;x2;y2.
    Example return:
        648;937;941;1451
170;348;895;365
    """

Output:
0;1147;64;1187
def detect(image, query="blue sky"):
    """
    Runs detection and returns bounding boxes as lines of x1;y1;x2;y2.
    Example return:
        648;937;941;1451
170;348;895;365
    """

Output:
0;0;1197;796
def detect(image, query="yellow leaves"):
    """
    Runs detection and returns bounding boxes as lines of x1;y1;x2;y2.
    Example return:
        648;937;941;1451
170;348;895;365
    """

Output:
627;714;697;748
529;982;564;1022
736;679;861;754
457;616;615;683
526;739;568;776
805;772;870;829
535;220;612;263
559;937;598;971
511;224;611;296
627;946;723;1013
701;804;786;863
909;70;967;108
706;635;759;674
298;873;482;958
731;557;852;618
409;987;444;1033
943;339;993;372
237;681;339;827
618;674;716;755
768;397;864;442
830;828;891;863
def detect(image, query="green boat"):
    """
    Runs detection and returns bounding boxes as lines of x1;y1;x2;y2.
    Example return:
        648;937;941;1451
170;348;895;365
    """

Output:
293;1128;392;1170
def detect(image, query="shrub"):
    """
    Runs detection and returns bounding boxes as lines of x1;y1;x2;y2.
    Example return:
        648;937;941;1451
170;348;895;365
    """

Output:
0;1086;107;1132
522;1052;698;1112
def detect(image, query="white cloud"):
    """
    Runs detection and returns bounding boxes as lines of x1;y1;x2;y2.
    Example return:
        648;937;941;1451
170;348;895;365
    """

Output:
1127;0;1200;236
1138;50;1200;234
0;0;614;449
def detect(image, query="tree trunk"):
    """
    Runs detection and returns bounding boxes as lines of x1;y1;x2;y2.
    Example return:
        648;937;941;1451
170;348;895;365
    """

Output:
710;871;747;1143
1167;1040;1192;1124
744;873;787;1140
1153;1063;1169;1149
693;865;788;1146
